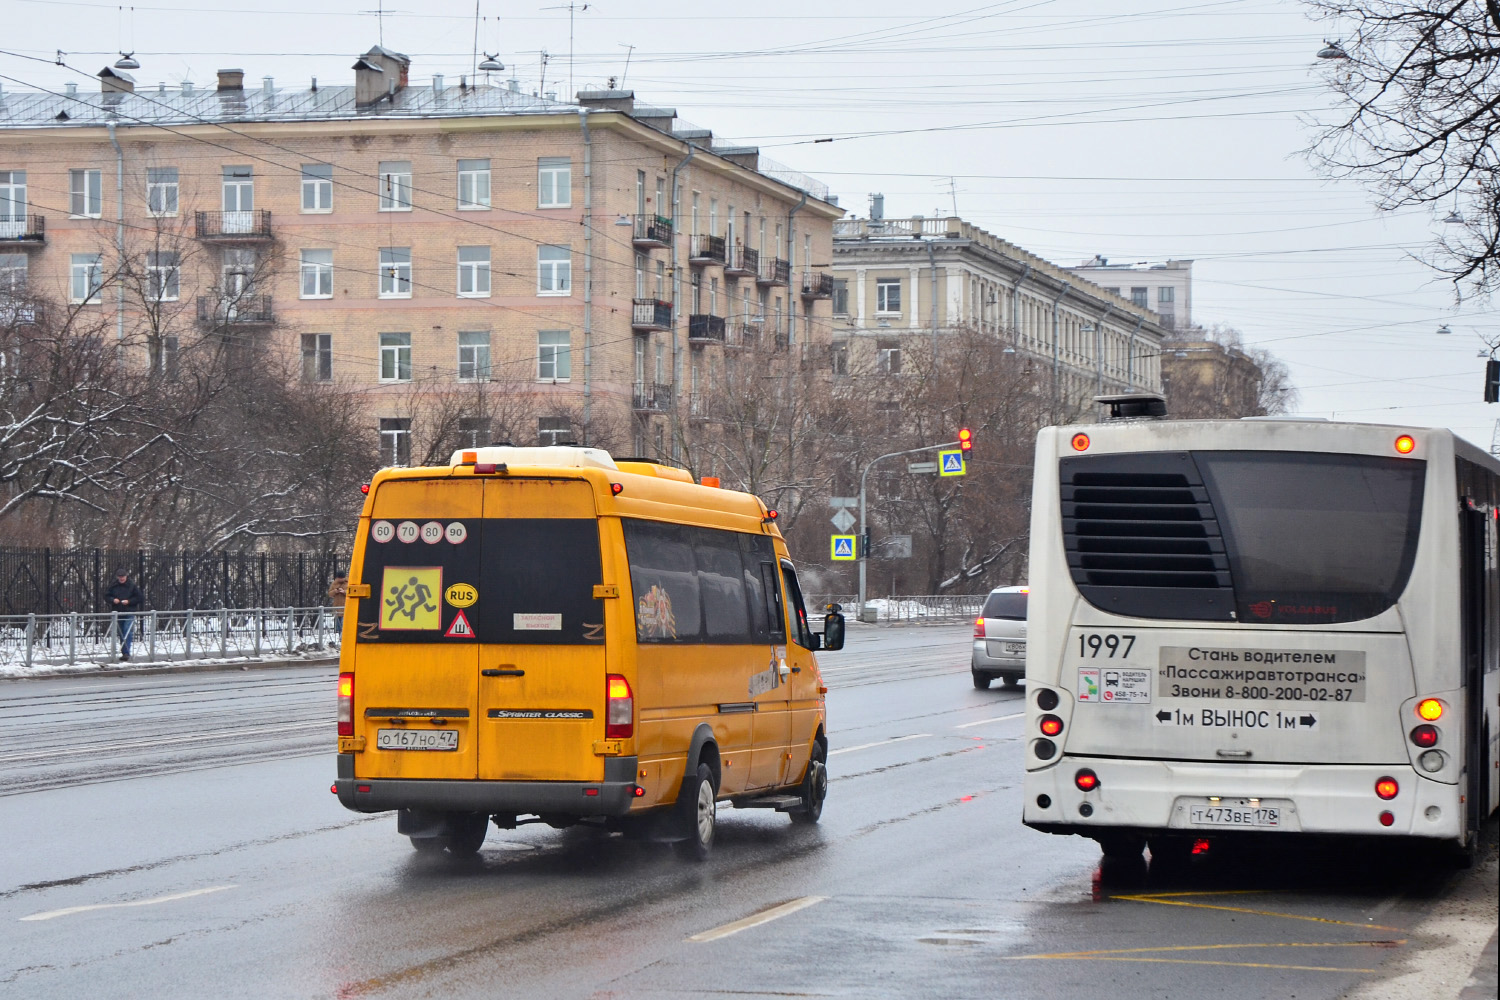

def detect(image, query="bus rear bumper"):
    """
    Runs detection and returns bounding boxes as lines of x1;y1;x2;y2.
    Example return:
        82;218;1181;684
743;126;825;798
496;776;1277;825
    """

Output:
1022;757;1461;841
334;754;640;817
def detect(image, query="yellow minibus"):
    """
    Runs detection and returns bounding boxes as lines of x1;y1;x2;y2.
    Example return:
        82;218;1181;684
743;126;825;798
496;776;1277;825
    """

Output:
332;446;844;859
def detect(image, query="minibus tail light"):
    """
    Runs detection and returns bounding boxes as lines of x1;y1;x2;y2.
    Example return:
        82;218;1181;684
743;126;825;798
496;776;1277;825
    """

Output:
337;672;354;737
1416;698;1443;721
974;617;985;638
606;674;634;739
1375;777;1399;800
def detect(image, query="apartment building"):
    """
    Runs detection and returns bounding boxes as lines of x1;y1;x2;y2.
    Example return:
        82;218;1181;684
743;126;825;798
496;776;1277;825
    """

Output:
0;47;841;463
830;213;1166;412
1065;255;1193;331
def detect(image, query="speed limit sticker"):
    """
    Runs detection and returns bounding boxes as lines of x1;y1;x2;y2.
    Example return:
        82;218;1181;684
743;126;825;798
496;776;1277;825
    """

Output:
421;521;444;544
396;521;420;544
445;522;468;544
370;520;395;544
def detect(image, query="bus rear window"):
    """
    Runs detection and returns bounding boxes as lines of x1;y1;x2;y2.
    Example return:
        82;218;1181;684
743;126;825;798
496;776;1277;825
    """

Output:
982;591;1028;620
1060;450;1425;624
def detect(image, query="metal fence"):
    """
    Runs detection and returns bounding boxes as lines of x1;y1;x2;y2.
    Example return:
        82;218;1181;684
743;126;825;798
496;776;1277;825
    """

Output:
0;607;341;669
807;595;986;624
0;547;351;616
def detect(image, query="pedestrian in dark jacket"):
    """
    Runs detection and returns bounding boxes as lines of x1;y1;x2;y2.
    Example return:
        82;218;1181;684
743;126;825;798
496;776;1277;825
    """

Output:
105;568;144;661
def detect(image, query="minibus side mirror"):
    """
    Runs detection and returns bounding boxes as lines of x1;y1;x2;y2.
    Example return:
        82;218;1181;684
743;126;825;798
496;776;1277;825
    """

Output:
821;610;846;652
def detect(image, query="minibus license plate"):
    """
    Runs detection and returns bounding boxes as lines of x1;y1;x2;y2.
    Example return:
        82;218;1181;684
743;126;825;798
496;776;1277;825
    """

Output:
376;729;458;751
1003;642;1026;653
1189;800;1280;828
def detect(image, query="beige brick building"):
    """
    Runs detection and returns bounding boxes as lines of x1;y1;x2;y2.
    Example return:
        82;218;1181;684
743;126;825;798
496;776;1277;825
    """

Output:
0;47;841;464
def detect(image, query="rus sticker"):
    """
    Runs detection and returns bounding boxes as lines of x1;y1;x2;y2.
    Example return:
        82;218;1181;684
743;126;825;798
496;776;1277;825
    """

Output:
514;613;562;631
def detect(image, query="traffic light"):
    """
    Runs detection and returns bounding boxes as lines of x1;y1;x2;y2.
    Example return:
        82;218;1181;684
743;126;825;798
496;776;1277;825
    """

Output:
1485;358;1499;403
958;427;973;456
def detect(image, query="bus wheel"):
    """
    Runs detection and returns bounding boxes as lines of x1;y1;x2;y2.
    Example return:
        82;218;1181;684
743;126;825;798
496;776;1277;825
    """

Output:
972;671;991;690
1099;833;1145;860
790;744;828;825
409;836;448;853
674;763;717;861
446;813;490;856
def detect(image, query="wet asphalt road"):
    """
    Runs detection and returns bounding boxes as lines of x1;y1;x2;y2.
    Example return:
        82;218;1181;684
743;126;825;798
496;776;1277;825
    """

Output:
0;624;1494;1000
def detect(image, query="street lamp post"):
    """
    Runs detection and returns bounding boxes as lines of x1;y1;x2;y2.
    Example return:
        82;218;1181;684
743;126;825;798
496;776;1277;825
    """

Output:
857;438;963;621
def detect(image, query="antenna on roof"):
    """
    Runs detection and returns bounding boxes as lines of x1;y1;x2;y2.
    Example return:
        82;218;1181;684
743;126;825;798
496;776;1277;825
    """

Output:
618;42;634;89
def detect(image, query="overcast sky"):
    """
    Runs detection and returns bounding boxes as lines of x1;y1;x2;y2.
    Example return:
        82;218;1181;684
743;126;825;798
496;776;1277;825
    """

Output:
7;0;1493;448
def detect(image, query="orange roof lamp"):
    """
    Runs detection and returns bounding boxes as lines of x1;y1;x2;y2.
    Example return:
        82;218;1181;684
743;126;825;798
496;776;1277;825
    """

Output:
1071;432;1090;452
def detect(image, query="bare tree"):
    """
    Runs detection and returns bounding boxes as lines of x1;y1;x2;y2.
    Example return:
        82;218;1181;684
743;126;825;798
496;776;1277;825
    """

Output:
1307;0;1500;294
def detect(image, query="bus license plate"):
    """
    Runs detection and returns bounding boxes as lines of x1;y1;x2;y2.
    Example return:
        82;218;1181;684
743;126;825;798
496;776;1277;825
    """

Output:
376;729;458;751
1190;801;1280;828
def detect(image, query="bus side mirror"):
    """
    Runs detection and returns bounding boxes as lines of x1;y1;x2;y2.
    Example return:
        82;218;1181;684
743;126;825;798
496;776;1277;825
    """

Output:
822;611;846;651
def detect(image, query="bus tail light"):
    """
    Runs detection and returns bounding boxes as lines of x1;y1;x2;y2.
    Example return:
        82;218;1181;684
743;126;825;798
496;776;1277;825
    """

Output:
1039;714;1064;737
1074;768;1099;792
337;672;354;737
1374;777;1399;800
1410;725;1438;748
1416;698;1443;721
606;674;634;739
974;617;986;638
1419;750;1445;772
1378;811;1395;827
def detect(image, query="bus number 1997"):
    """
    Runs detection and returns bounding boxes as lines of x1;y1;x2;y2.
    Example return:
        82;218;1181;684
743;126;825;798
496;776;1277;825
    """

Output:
1078;633;1136;658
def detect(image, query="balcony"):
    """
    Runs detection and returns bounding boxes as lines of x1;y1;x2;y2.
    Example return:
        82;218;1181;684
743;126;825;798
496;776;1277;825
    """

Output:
688;314;726;345
723;322;760;350
632;382;673;413
688;234;726;266
0;216;45;249
757;257;790;287
724;246;758;279
631;298;673;331
632;214;673;249
195;210;273;242
801;271;834;299
197;295;274;327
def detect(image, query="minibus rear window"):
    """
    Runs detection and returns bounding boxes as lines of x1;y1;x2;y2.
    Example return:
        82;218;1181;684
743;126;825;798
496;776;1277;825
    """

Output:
982;591;1028;620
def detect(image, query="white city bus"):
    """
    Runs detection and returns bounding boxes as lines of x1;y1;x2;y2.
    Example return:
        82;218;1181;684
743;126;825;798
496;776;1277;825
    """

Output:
1022;415;1499;863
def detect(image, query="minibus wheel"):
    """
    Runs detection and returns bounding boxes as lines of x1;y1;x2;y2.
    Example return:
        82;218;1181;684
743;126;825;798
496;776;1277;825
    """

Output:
409;836;448;853
790;744;828;825
674;763;717;861
446;813;490;856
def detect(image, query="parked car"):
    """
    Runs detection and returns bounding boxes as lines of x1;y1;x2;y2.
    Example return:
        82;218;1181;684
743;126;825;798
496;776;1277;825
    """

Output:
971;585;1028;689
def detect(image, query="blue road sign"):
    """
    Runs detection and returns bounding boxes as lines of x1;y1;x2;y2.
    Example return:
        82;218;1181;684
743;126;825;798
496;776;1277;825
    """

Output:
831;535;857;560
938;449;967;477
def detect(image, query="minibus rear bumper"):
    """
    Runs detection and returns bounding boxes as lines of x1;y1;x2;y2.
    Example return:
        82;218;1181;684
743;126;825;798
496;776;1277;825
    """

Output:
1022;755;1460;841
334;754;639;817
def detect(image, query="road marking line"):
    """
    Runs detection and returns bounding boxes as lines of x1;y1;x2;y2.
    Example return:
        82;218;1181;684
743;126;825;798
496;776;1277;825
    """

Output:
1016;956;1379;972
1012;940;1405;959
688;896;827;942
827;735;931;756
1111;892;1405;932
20;885;237;922
954;712;1024;729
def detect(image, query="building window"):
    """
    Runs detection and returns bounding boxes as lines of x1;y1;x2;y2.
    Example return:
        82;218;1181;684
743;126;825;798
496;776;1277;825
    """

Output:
538;157;571;208
538;245;572;295
0;171;26;234
538;416;571;446
1104;286;1120;296
301;333;332;382
153;336;179;377
379;247;412;298
537;330;571;381
301;164;333;212
0;253;25;295
876;338;902;374
458;158;490;209
221;165;253;215
876;278;902;314
1130;287;1149;309
830;342;848;376
221;248;256;298
379;417;411;467
378;160;412;211
146;167;178;216
70;169;102;218
457;416;489;449
70;252;103;303
146;251;179;301
831;279;849;316
458;330;490;381
379;332;411;382
1158;286;1175;304
457;246;491;297
300;249;333;298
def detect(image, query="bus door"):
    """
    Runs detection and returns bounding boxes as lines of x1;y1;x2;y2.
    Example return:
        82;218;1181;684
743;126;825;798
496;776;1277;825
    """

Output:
779;560;822;783
744;540;790;789
475;479;608;783
353;478;484;781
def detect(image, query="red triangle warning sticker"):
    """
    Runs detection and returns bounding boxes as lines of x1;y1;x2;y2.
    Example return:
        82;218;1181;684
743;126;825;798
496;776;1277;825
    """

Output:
444;610;474;638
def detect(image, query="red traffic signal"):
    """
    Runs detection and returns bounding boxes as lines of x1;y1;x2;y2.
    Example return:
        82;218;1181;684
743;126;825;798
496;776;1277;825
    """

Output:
958;428;973;453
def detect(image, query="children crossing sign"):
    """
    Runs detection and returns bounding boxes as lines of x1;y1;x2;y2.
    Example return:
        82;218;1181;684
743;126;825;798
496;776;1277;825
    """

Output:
938;449;967;477
831;535;857;560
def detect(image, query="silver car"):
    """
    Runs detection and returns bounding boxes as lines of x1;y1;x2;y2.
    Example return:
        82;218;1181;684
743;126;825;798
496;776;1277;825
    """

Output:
971;585;1028;689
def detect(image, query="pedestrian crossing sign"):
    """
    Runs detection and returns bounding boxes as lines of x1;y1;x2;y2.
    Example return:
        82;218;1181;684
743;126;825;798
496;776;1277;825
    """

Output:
831;535;857;561
938;449;966;477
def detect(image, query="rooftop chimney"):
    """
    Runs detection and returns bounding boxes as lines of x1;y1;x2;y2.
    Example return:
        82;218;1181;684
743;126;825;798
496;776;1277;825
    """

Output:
181;80;195;96
216;69;244;91
871;193;885;221
99;65;135;95
262;76;274;95
353;44;411;107
432;74;444;96
577;89;634;114
64;81;78;97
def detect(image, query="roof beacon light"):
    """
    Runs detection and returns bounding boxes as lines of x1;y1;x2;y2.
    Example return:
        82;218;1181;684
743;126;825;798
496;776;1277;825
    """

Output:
1395;435;1416;454
1071;432;1090;452
461;451;478;465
